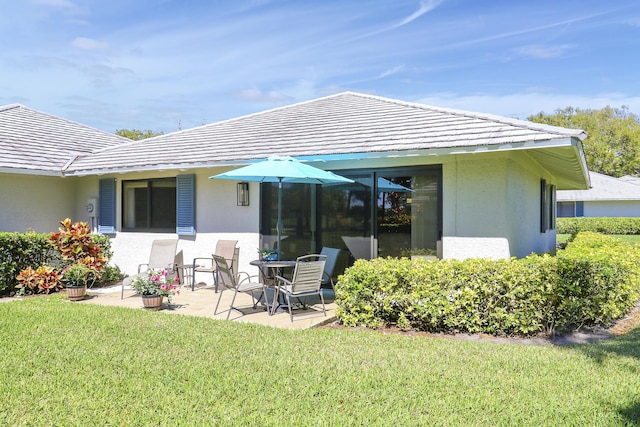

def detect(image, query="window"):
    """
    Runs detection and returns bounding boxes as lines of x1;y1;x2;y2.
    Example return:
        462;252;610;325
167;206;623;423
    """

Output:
558;201;575;218
123;178;176;231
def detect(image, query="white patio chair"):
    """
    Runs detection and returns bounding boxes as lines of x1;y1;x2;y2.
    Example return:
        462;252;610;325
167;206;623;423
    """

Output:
192;240;238;292
121;239;178;299
213;254;266;320
272;254;327;322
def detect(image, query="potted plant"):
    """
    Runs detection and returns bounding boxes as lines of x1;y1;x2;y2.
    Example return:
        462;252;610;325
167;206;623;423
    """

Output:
258;248;281;261
61;263;97;301
130;268;180;310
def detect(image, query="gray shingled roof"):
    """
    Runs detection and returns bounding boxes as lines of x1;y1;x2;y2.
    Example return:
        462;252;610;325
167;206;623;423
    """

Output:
0;104;130;175
558;171;640;201
1;92;589;189
66;92;587;175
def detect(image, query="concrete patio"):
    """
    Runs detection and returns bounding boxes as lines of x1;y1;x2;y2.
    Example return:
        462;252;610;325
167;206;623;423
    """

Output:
79;282;337;330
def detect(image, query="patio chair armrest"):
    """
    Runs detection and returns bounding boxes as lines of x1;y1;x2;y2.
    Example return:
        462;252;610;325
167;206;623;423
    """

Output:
192;257;213;269
137;263;149;274
274;275;292;287
237;271;260;284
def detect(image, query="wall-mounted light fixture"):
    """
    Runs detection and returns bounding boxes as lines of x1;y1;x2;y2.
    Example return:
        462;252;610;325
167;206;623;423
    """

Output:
237;182;250;206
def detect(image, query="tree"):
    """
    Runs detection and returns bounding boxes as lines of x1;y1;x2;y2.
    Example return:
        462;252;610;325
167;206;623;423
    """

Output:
528;106;640;177
115;129;163;140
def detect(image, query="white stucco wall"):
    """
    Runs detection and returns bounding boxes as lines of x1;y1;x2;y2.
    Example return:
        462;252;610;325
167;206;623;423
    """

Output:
0;173;78;232
75;168;262;279
584;201;640;217
3;151;562;272
440;152;555;260
506;152;556;256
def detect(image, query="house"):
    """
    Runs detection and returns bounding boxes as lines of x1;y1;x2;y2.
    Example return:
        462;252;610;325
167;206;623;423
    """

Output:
557;171;640;217
0;92;589;277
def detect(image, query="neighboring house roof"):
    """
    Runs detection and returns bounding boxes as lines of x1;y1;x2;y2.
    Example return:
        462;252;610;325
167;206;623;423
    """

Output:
0;104;130;175
557;171;640;201
0;93;590;189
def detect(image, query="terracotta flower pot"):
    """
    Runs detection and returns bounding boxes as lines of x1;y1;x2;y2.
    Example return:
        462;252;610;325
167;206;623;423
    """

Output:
142;294;163;310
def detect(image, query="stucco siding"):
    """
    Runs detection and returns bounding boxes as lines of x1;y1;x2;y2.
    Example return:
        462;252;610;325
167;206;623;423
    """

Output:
441;152;555;259
75;168;262;277
506;152;556;257
108;231;260;282
441;155;509;259
584;201;640;217
0;174;77;232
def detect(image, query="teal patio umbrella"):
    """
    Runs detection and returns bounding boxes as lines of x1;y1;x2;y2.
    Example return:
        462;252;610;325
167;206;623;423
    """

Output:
377;177;413;193
210;155;353;259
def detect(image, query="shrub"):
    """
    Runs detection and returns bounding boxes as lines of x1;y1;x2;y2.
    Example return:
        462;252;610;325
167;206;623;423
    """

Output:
99;264;124;284
16;265;63;295
557;217;640;235
336;256;555;335
335;232;640;336
552;232;640;331
0;232;60;296
1;220;114;296
49;218;107;273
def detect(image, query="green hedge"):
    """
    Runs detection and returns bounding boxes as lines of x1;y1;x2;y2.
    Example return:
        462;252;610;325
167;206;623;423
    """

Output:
335;232;640;336
557;217;640;234
0;232;113;296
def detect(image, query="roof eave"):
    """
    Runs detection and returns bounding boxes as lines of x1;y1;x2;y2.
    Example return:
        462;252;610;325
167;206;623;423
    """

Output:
0;167;65;177
63;136;589;180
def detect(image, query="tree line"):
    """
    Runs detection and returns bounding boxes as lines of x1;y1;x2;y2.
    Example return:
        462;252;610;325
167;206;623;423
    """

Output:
528;106;640;177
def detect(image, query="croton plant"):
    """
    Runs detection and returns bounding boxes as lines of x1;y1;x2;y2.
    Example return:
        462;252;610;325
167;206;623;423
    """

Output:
16;219;107;295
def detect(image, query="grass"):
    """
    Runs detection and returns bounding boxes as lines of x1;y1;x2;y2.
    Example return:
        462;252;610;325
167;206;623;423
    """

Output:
1;295;640;426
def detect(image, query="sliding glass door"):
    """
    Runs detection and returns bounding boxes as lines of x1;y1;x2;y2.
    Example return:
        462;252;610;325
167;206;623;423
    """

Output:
260;165;442;274
376;172;440;258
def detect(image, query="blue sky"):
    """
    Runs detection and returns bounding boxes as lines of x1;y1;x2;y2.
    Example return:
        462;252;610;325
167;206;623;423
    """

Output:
1;0;639;133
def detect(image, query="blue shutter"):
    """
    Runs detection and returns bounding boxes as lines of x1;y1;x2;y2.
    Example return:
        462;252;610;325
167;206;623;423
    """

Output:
576;201;584;217
98;178;116;234
176;174;195;235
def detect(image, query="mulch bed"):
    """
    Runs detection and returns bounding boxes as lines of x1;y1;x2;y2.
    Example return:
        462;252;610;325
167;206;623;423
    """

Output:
318;300;640;346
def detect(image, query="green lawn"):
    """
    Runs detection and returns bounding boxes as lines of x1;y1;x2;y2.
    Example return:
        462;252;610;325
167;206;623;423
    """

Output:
1;295;639;426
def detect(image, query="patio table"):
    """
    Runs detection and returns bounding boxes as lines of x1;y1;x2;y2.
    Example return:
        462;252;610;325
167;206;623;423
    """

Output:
249;259;297;314
176;264;195;289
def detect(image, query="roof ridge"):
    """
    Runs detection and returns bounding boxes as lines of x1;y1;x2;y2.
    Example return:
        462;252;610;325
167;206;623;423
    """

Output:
0;103;23;113
344;92;587;140
0;103;132;144
147;90;586;142
149;91;350;140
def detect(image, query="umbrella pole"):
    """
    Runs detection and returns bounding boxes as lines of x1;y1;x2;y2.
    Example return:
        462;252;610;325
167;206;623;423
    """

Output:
277;178;283;260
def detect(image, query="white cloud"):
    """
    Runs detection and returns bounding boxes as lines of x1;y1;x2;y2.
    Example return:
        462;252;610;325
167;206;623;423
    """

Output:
415;91;640;119
394;0;443;29
515;44;574;59
233;89;294;102
355;0;444;40
33;0;76;8
71;37;110;51
379;65;405;79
